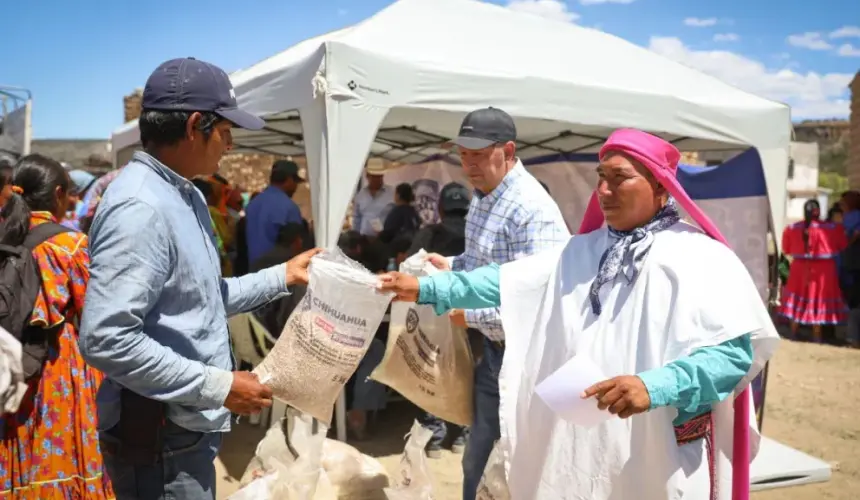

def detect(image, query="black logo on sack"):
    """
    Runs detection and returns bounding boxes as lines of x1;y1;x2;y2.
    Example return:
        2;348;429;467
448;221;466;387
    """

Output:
405;309;419;334
347;80;357;90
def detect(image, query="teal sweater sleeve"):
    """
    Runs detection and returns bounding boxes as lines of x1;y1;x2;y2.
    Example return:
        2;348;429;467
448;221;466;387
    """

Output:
637;334;753;426
416;263;753;427
416;263;501;315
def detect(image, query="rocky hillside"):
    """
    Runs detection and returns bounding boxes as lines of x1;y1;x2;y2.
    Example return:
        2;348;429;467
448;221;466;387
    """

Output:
794;119;849;175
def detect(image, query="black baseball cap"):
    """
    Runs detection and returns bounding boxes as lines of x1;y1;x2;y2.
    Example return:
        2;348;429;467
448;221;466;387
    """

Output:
439;182;471;213
449;107;517;150
142;57;265;130
272;159;304;183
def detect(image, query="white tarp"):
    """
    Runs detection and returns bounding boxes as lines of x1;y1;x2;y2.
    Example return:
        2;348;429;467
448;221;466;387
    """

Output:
111;0;791;252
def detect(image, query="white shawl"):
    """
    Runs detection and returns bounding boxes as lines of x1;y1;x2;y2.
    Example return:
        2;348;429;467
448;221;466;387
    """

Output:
497;222;779;500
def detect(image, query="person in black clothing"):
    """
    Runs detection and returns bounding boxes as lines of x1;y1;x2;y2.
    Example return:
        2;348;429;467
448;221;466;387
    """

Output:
379;183;421;244
250;223;307;337
390;234;414;269
408;182;473;458
407;182;469;257
343;237;391;439
339;230;365;261
234;215;250;276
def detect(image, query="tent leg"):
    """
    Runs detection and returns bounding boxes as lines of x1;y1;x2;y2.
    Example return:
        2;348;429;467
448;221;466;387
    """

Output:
335;390;347;441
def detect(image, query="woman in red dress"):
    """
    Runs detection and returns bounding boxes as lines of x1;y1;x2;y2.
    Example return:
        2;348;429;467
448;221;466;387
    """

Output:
779;199;848;342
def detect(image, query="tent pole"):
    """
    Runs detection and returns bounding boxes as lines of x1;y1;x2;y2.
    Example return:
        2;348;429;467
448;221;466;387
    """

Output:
336;391;347;441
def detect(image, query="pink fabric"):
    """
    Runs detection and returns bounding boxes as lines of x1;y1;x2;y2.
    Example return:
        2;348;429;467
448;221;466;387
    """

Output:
578;128;751;500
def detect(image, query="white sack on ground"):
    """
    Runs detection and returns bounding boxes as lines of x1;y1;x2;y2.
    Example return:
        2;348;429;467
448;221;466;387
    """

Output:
255;249;393;424
476;441;510;500
384;420;436;500
239;409;389;500
372;250;474;426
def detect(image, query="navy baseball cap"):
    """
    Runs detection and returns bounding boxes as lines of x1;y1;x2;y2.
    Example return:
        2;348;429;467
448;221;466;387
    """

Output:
449;107;517;150
272;159;305;182
142;57;265;130
439;182;471;213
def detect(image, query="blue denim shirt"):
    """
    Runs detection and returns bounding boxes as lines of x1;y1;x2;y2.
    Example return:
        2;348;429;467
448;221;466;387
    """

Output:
80;152;289;433
244;185;303;264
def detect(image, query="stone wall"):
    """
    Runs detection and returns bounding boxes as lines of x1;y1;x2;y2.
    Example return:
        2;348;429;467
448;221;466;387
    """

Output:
218;154;318;223
31;139;111;173
123;89;143;123
850;73;860;189
795;119;850;144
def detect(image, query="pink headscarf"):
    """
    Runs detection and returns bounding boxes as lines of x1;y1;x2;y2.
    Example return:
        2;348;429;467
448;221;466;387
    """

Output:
579;129;751;500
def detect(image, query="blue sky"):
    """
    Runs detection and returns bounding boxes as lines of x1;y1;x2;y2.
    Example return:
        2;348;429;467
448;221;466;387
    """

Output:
1;0;858;139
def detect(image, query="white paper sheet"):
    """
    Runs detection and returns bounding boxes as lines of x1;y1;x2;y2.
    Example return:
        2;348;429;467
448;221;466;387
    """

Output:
535;354;611;427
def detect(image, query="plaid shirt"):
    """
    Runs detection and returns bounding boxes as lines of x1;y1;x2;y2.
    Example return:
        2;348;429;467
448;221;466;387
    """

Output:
451;161;570;341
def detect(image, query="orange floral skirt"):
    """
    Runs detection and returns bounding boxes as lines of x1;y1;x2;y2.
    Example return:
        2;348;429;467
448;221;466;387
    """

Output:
0;324;114;499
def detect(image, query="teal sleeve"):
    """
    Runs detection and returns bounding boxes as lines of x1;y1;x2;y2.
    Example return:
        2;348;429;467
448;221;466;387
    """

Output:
416;263;501;315
637;334;753;425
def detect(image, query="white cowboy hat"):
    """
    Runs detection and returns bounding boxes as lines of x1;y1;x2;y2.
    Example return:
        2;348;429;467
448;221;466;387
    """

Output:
365;157;389;176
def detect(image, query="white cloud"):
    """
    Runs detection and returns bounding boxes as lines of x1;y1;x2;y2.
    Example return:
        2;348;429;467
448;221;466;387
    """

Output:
786;32;833;50
830;25;860;39
579;0;635;4
837;43;860;57
648;36;852;118
684;17;718;27
713;33;739;42
506;0;579;22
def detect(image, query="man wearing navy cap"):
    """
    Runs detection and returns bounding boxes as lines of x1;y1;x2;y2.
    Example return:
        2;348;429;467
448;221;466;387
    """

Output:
80;58;320;499
244;159;305;265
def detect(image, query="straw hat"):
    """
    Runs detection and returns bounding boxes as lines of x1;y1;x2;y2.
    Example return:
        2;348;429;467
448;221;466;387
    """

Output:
365;157;389;176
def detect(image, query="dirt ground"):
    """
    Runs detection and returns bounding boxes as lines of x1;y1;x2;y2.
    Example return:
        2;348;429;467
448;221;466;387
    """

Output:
215;339;859;499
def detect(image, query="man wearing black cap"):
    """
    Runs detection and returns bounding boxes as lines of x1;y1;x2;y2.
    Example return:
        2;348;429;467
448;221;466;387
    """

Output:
427;107;570;499
408;182;470;259
244;159;305;264
80;57;320;499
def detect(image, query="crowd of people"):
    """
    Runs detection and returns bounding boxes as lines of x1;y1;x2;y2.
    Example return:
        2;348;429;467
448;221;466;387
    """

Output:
0;55;782;500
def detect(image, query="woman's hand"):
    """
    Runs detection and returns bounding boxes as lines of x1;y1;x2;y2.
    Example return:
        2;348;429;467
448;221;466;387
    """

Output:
377;272;420;302
581;375;651;419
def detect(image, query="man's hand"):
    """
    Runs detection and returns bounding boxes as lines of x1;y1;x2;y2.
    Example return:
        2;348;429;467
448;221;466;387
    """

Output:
224;372;273;415
378;272;420;302
582;375;651;419
285;248;324;285
450;309;467;328
425;253;451;271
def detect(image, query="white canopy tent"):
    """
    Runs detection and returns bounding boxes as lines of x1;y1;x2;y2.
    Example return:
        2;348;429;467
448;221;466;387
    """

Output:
111;0;792;441
112;0;791;246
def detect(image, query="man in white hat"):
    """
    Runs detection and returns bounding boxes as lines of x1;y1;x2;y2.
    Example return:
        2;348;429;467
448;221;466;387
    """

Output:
352;158;394;237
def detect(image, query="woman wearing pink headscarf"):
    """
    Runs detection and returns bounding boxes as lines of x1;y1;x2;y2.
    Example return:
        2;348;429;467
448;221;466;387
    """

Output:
379;129;779;500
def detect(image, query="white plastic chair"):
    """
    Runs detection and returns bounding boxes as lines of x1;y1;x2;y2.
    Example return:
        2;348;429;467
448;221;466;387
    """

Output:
228;313;282;426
